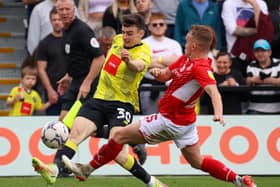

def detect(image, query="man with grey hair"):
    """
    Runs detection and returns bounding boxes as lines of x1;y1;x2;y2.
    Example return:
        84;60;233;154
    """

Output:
95;26;116;56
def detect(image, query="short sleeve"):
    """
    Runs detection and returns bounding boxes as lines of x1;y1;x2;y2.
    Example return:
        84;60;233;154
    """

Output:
7;86;18;102
78;27;103;59
36;39;48;61
193;63;216;88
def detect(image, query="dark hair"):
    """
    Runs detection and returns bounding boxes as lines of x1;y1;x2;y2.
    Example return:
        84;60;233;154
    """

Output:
49;7;58;19
268;0;280;11
122;13;145;30
215;51;231;61
21;47;38;70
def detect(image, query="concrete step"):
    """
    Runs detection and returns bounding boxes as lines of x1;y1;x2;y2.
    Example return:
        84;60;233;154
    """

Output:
0;2;26;16
1;0;21;3
0;78;20;113
0;94;8;110
0;19;25;32
0;15;26;25
0;60;24;67
0;1;24;6
0;110;9;116
0;67;20;78
0;36;26;48
0;48;27;61
0;79;20;93
0;31;25;38
0;63;19;68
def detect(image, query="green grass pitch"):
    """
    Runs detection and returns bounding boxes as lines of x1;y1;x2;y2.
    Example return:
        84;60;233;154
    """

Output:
0;176;279;187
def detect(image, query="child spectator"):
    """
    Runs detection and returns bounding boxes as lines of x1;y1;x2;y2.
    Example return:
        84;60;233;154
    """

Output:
6;66;51;116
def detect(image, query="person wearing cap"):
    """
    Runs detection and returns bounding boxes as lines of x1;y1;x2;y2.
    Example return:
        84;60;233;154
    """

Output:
246;39;280;114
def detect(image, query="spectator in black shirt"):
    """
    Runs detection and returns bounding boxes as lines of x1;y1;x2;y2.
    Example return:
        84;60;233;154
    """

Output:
201;52;246;114
37;7;68;115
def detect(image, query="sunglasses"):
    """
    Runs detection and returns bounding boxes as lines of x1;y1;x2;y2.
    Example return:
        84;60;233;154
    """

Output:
151;23;165;27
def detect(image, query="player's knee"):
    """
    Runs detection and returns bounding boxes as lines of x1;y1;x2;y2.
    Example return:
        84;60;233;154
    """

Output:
112;128;126;144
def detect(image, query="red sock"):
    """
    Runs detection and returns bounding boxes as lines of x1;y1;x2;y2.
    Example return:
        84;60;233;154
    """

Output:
90;139;123;169
201;157;236;182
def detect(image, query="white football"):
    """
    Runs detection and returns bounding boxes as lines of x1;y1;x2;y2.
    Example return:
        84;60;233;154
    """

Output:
41;121;69;149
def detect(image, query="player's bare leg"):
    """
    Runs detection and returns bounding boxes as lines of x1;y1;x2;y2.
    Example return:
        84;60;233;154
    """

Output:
181;144;257;187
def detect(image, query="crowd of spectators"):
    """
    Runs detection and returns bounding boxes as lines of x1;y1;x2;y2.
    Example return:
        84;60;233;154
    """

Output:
7;0;280;116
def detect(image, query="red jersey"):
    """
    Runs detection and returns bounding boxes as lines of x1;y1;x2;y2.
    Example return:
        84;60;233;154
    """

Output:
158;55;216;125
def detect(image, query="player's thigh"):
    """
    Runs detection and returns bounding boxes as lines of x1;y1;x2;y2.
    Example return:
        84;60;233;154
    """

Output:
69;99;102;144
69;116;97;145
113;121;143;145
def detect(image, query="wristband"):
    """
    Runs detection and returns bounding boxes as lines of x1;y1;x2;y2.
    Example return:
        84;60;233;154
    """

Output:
157;56;163;64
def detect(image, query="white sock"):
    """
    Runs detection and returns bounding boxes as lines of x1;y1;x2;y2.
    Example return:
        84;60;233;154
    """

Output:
84;163;94;175
147;176;156;187
234;175;242;187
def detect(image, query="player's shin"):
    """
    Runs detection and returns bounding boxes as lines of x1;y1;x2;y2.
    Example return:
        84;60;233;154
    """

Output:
54;139;77;176
201;157;236;182
120;154;151;184
90;139;123;169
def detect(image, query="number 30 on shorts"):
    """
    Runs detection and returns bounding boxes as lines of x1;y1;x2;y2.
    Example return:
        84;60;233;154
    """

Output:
117;107;132;122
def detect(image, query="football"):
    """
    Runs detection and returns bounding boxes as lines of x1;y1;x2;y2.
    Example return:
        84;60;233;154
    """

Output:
41;121;69;149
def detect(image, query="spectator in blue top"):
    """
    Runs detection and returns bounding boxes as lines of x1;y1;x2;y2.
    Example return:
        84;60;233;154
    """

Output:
174;0;222;50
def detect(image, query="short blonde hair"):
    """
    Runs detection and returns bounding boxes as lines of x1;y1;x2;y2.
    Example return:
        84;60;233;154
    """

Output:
189;25;216;51
149;12;165;23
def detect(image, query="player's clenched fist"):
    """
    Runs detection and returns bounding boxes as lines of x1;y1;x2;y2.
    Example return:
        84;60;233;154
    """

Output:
149;67;161;78
121;49;131;63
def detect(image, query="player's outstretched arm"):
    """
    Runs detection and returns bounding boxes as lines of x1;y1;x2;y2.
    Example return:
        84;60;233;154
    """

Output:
149;67;172;82
78;54;105;99
204;84;225;126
